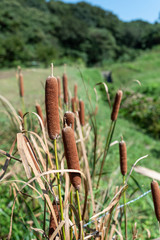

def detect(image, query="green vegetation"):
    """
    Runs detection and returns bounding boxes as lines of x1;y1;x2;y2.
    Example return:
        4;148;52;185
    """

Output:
0;0;160;67
0;49;160;237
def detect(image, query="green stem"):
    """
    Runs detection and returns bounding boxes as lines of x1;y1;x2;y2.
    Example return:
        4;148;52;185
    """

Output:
54;139;66;240
76;189;84;240
123;175;127;240
70;189;73;239
96;120;116;189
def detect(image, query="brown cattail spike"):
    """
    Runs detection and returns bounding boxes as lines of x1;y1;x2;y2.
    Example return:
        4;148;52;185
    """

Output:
151;180;160;222
64;112;75;130
111;90;123;121
49;199;60;237
45;76;60;139
18;109;23;119
119;139;127;176
36;104;44;125
74;84;78;99
19;73;24;97
63;73;68;104
79;100;85;126
57;76;61;98
62;126;81;190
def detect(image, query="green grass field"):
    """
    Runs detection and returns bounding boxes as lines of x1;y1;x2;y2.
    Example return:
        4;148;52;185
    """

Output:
0;48;160;238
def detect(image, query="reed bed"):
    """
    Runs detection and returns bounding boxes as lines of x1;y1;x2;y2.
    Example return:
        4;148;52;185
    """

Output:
0;64;159;240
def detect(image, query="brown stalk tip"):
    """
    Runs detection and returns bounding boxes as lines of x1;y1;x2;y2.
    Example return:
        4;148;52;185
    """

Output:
62;73;68;104
19;73;24;97
49;200;60;237
119;140;127;176
151;180;160;222
62;126;81;190
64;111;75;130
74;84;78;98
36;104;44;125
79;100;85;126
45;76;60;140
57;76;61;98
111;90;123;121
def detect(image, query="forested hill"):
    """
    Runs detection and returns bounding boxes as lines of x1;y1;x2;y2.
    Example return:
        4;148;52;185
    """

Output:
0;0;160;67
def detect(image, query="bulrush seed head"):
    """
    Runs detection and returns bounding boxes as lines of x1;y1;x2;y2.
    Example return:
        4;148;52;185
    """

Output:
18;109;23;119
36;104;44;125
119;139;127;176
79;100;85;126
111;90;123;121
71;97;76;113
49;200;60;238
45;76;60;139
63;73;68;104
64;111;75;130
57;76;61;98
62;126;81;190
151;180;160;222
19;73;24;97
74;84;78;98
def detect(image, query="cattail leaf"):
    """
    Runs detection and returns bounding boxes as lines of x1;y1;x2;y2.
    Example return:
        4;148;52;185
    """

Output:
94;82;111;109
0;94;21;128
17;133;32;178
134;166;160;181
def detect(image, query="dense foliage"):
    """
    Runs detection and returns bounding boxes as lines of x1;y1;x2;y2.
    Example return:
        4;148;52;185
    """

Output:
0;0;160;67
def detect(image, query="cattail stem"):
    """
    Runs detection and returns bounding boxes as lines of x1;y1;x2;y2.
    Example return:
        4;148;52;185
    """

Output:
21;96;28;133
76;189;84;240
96;120;116;189
70;189;73;239
54;139;66;240
123;176;127;240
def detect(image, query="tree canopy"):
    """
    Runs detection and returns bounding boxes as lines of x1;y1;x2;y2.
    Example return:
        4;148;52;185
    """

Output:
0;0;159;67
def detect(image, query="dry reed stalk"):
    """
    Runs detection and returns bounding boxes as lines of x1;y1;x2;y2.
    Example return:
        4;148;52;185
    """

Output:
19;73;24;97
57;76;61;98
74;84;78;98
49;200;60;238
151;180;160;222
45;76;60;139
18;109;23;119
63;73;68;104
111;90;123;121
62;126;81;190
64;111;74;130
36;104;44;125
119;139;127;176
79;100;85;126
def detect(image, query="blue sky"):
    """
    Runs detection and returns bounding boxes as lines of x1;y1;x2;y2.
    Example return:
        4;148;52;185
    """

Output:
61;0;160;23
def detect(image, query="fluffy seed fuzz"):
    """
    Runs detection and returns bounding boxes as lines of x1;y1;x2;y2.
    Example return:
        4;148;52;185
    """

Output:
36;104;44;125
49;200;60;238
151;180;160;222
19;73;24;97
111;90;123;121
57;76;61;98
62;126;81;190
79;100;85;126
64;111;75;130
119;140;127;176
63;73;68;104
45;76;60;139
